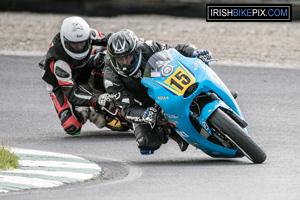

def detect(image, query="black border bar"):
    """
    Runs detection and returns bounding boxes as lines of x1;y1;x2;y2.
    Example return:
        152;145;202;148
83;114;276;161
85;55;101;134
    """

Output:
206;4;292;22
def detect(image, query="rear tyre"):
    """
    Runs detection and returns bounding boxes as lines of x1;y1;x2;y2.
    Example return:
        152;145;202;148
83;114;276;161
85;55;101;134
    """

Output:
209;108;267;163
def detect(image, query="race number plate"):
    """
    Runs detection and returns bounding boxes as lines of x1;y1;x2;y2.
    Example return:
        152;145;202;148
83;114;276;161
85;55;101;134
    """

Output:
163;62;195;96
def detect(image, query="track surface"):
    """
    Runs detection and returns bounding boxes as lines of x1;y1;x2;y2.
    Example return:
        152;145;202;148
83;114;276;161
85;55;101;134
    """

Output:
0;55;299;200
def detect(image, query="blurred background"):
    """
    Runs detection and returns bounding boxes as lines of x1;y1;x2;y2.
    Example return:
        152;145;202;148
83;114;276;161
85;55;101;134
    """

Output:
1;0;299;69
0;0;299;19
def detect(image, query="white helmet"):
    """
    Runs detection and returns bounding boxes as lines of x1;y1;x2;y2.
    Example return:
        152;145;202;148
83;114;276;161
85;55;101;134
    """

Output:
60;16;91;60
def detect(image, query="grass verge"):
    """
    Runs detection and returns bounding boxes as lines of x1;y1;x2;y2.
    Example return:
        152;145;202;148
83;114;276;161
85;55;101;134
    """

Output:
0;145;19;170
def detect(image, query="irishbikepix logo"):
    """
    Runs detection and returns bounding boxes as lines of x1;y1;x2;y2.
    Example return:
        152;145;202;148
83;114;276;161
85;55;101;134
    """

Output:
206;4;292;22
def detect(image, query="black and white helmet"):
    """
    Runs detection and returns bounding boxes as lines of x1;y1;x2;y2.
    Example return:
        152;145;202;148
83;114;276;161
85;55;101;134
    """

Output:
60;16;91;60
107;29;142;77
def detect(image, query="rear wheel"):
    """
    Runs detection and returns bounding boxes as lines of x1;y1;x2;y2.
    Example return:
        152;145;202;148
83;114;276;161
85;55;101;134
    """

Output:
209;108;267;163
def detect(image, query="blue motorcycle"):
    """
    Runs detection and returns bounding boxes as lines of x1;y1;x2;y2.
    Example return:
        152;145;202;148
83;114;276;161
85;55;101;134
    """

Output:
141;48;266;163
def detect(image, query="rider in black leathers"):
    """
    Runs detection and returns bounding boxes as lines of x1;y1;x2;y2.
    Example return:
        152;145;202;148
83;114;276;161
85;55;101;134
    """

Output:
103;29;213;153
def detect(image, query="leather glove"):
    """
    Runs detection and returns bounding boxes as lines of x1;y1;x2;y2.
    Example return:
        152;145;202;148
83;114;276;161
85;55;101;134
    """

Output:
142;107;158;124
89;93;113;109
192;49;212;64
97;93;113;109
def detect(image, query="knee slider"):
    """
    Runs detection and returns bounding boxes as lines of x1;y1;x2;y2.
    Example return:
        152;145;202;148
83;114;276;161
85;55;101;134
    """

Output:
135;124;164;151
62;114;83;136
65;125;81;135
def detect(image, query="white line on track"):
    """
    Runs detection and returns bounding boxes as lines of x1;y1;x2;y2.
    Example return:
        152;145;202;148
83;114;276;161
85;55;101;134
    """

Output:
0;148;102;193
18;160;101;170
0;175;63;187
10;148;85;160
1;169;95;180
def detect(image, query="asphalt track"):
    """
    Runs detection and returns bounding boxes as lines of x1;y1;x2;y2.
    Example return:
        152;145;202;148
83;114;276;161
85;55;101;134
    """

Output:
0;54;300;200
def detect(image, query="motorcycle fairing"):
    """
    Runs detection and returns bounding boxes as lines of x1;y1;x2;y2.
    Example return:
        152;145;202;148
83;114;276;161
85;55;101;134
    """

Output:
142;48;247;158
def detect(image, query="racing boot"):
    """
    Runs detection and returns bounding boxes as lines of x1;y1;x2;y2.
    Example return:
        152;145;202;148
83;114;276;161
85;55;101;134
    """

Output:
169;131;189;152
76;107;106;128
105;115;126;131
77;107;128;131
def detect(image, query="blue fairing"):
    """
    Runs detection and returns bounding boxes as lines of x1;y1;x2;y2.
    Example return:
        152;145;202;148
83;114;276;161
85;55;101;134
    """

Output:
142;48;247;158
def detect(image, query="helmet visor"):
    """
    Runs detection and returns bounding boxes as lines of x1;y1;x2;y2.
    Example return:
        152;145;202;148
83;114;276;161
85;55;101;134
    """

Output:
63;37;91;54
115;54;134;66
110;53;134;76
110;50;141;77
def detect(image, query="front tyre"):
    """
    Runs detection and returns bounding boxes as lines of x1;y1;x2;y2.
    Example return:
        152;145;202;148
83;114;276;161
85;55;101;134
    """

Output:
209;108;267;164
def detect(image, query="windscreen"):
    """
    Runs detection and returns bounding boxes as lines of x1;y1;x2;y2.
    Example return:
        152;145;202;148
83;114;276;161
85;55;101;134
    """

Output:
143;50;174;78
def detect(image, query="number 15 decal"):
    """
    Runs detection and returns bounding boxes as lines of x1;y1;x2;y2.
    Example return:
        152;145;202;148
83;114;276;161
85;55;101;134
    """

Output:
164;67;195;95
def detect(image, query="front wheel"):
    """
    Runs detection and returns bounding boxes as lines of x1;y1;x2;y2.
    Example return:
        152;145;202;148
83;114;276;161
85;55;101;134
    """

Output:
209;108;267;163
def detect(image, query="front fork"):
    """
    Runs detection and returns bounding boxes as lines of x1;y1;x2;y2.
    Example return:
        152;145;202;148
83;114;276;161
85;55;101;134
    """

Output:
193;92;247;136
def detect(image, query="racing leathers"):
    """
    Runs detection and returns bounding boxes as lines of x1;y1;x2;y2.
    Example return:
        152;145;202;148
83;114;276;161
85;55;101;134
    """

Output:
103;40;199;151
41;29;111;135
